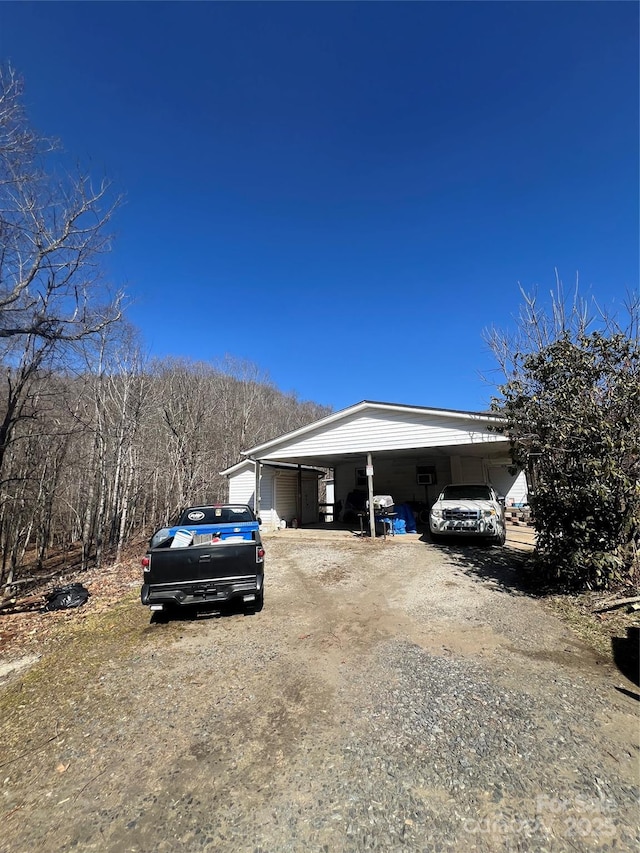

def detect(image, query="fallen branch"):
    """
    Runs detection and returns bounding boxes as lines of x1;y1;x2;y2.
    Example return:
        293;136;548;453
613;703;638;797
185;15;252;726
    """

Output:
593;596;640;614
1;569;73;601
0;593;44;612
3;571;63;588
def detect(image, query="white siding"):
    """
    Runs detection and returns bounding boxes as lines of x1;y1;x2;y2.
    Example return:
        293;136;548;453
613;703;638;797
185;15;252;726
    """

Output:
510;470;528;505
485;467;528;505
227;464;278;529
257;409;506;461
228;469;255;505
256;469;276;529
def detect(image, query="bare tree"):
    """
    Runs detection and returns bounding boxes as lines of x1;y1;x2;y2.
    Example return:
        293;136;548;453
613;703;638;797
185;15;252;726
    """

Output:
0;66;123;345
0;66;125;593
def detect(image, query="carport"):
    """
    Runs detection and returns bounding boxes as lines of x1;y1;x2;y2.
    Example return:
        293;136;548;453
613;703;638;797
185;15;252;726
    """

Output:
236;401;527;537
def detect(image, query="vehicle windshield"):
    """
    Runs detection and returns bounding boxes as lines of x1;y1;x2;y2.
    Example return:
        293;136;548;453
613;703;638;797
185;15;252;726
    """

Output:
441;485;492;501
178;506;255;525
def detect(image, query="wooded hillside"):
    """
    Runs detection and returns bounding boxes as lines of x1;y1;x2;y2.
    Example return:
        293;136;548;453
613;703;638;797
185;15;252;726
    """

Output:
0;349;331;592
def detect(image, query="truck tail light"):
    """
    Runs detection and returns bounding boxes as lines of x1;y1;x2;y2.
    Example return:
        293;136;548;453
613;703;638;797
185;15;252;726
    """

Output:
256;547;265;563
141;556;150;568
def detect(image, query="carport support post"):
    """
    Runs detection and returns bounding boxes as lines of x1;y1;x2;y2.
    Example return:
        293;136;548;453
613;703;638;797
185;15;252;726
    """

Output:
297;464;303;526
367;453;376;539
254;459;261;520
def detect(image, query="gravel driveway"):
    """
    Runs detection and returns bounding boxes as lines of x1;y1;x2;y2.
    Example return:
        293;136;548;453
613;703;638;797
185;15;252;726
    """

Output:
1;532;638;852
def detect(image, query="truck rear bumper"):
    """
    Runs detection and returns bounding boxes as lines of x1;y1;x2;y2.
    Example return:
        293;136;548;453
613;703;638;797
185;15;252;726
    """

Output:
141;573;263;607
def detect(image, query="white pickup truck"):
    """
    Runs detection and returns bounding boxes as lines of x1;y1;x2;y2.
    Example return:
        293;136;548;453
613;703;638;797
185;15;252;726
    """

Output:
429;484;506;546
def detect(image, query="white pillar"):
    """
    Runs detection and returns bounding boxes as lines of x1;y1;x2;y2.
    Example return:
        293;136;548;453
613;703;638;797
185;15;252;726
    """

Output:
254;459;261;519
367;453;376;538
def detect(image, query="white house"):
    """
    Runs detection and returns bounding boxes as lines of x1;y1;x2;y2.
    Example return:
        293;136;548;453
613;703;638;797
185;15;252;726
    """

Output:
222;400;527;533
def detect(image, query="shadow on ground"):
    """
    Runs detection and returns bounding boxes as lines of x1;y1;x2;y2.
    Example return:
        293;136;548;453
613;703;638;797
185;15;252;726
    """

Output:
418;532;538;597
612;626;640;688
418;533;640;692
150;597;262;625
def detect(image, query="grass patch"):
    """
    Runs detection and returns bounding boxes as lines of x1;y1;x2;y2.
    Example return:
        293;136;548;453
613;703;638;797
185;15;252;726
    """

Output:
545;595;615;659
0;591;181;764
545;591;640;674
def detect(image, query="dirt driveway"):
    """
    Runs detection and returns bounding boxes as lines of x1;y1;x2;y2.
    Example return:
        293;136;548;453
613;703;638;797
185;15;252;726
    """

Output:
1;532;638;852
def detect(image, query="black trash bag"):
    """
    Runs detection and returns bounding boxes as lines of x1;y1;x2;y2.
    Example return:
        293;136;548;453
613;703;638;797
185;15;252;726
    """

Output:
43;583;90;612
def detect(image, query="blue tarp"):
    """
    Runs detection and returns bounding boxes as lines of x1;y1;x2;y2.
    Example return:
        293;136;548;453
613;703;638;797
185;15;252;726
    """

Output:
150;520;259;548
393;503;417;534
167;522;258;541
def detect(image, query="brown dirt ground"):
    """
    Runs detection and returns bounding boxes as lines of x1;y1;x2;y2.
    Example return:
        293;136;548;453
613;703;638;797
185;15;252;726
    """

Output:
0;528;638;852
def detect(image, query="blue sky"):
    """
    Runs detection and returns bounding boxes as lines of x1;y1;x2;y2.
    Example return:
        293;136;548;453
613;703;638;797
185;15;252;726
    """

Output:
1;2;638;412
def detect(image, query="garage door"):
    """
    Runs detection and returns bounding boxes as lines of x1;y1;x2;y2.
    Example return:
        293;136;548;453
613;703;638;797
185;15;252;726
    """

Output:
275;475;297;526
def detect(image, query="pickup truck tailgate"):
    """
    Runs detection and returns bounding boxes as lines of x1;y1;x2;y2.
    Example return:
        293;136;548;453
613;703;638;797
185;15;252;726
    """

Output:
141;539;264;609
147;541;261;585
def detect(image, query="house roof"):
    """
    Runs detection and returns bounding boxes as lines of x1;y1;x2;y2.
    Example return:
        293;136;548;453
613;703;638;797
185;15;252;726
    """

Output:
241;399;505;460
220;459;327;478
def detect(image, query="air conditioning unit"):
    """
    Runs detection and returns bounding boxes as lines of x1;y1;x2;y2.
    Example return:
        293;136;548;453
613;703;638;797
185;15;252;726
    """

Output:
416;472;434;486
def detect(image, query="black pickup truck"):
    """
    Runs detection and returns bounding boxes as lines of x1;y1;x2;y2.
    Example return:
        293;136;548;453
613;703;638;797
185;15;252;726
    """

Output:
140;504;265;618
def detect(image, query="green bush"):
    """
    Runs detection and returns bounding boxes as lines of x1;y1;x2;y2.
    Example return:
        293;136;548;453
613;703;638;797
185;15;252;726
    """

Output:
488;292;639;590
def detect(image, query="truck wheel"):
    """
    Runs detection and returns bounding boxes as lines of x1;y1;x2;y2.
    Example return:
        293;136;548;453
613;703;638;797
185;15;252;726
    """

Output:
495;526;506;546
